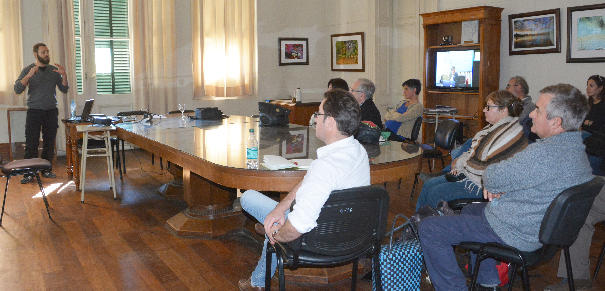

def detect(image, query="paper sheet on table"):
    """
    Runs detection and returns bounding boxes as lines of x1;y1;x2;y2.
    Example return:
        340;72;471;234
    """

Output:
290;159;314;169
263;155;297;170
262;155;313;170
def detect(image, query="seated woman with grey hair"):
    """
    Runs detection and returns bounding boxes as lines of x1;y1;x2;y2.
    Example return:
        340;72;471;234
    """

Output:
415;90;529;211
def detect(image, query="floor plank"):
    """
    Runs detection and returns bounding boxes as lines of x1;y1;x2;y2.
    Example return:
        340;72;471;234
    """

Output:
0;149;603;291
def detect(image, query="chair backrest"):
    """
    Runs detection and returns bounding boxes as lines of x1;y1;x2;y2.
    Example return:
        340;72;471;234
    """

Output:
540;177;605;247
409;116;423;143
434;119;460;150
290;185;390;257
167;109;195;114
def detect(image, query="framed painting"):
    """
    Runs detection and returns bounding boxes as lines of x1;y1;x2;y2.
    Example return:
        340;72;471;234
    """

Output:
280;128;308;159
567;3;605;63
331;32;365;72
278;38;309;66
509;9;561;55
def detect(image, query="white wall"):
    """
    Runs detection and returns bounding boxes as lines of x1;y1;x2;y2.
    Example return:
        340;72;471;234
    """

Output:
13;0;605;131
437;0;605;99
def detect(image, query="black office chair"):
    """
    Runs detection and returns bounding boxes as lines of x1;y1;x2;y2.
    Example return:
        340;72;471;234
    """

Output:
1;158;53;225
410;119;460;199
387;116;423;189
459;177;604;291
265;185;390;291
406;116;423;144
167;109;195;115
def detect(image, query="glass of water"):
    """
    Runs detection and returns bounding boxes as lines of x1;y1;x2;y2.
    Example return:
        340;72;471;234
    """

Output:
178;104;186;119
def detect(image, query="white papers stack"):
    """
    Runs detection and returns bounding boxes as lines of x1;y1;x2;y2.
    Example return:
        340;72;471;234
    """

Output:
290;159;313;169
262;155;313;170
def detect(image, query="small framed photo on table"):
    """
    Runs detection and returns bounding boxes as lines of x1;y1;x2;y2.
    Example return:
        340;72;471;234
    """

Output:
331;32;365;72
567;3;605;63
508;9;561;55
278;38;309;66
280;128;308;159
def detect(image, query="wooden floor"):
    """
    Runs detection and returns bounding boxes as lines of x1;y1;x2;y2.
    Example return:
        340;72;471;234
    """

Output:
1;149;604;291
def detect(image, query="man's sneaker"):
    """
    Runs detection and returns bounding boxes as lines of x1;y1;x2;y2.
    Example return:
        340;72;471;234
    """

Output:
544;278;593;291
21;175;34;184
42;171;56;178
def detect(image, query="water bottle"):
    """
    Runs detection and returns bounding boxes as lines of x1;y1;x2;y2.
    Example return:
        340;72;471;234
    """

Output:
70;100;76;119
246;128;259;169
293;88;302;103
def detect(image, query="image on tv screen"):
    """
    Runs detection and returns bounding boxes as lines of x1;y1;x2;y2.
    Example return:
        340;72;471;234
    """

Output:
435;50;479;88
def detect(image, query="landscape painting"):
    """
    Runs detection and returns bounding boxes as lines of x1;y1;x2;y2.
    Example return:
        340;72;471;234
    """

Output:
509;9;560;55
331;32;365;71
567;4;605;62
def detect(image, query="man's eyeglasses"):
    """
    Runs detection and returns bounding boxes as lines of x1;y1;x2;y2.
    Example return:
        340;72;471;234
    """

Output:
484;104;500;110
505;84;519;89
350;89;363;93
311;112;326;129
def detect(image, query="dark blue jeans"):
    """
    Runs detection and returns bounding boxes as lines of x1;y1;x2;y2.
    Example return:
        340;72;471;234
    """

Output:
419;203;505;291
443;138;472;172
25;108;58;165
581;130;604;175
415;175;482;211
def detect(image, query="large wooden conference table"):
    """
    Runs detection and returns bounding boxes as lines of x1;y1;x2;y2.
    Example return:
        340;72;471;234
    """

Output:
116;115;423;238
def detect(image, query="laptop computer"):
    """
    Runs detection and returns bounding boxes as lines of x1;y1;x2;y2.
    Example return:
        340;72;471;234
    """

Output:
73;99;94;122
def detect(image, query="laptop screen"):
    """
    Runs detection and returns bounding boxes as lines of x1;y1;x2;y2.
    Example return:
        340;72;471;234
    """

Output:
79;99;94;121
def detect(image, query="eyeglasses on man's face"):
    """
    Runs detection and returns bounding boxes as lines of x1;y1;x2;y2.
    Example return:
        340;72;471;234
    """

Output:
311;111;326;129
349;88;363;94
505;84;519;89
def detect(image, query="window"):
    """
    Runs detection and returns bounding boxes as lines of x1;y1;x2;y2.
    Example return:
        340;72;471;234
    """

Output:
74;0;131;95
192;0;255;98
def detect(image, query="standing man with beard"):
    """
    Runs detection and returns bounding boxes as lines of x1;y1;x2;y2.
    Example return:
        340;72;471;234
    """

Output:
14;43;69;183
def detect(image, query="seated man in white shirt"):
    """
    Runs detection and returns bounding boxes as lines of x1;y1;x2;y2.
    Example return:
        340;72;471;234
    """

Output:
238;89;371;291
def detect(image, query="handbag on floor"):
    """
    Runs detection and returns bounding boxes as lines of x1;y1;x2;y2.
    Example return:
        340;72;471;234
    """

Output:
373;214;423;291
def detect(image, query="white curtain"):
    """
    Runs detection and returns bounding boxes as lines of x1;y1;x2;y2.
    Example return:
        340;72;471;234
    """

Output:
42;0;78;152
192;0;255;98
0;1;24;106
131;0;177;115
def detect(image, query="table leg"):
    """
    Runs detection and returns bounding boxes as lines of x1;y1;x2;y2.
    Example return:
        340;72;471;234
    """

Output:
65;124;73;179
72;126;81;189
165;169;244;237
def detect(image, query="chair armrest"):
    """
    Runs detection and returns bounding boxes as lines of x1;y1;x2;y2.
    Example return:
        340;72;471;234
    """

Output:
447;198;487;211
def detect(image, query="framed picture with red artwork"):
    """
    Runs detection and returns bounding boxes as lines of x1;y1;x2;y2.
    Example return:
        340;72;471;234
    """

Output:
278;38;309;66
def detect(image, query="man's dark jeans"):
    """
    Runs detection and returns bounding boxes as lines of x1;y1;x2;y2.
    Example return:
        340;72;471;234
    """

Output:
25;108;58;167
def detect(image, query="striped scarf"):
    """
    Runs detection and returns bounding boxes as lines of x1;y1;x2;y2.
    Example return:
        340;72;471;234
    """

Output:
458;116;528;186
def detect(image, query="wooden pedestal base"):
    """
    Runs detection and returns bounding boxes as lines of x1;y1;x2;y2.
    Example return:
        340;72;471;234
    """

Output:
157;163;184;200
166;210;245;237
157;181;184;200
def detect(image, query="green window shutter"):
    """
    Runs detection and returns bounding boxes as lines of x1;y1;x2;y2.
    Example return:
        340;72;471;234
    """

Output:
74;0;131;95
74;0;83;94
94;0;131;94
75;38;83;94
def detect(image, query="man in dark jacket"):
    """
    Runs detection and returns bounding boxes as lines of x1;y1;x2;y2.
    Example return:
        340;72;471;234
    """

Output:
14;43;69;183
349;78;383;129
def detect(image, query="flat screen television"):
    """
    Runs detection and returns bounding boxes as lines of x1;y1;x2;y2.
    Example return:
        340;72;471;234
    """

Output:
433;49;480;92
